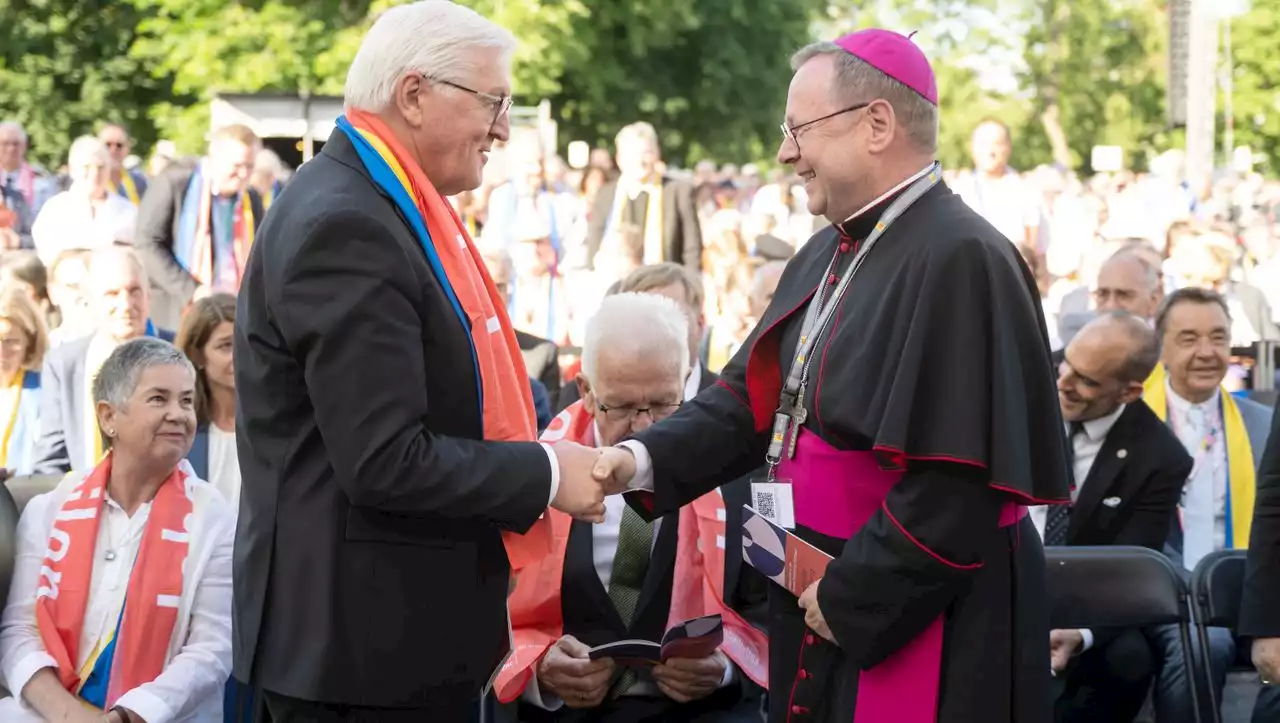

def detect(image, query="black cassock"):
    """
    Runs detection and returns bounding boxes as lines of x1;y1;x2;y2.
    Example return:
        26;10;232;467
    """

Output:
626;178;1071;723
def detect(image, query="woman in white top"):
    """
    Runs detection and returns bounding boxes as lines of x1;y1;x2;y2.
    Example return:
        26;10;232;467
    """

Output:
31;137;137;267
0;337;234;722
174;294;240;510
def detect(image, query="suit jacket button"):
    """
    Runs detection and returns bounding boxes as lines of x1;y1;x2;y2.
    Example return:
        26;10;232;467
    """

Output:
1116;449;1127;459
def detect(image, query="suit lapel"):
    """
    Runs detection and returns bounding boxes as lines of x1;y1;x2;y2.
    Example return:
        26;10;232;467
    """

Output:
1069;406;1135;538
564;518;627;635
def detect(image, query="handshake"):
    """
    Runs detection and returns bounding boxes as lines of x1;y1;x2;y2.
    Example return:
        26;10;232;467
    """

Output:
548;441;639;523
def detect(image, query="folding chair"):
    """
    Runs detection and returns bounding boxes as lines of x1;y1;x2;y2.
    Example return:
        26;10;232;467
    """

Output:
1190;549;1253;723
1045;545;1204;723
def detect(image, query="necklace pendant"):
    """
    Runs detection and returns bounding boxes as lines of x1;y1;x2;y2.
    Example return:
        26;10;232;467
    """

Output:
104;549;116;562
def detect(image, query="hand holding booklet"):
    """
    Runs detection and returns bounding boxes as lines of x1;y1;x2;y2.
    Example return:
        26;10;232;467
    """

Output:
586;614;724;666
741;504;833;597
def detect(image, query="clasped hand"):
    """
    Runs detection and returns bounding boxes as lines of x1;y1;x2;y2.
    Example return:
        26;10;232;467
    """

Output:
549;442;638;523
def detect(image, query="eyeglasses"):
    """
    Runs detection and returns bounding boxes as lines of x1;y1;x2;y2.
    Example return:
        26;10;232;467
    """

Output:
425;75;513;131
780;101;871;150
596;401;682;424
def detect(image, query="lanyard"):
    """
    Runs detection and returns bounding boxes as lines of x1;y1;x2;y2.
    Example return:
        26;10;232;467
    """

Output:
765;162;942;479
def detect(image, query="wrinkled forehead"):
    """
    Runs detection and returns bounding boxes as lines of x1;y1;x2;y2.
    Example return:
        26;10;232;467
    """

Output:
786;55;839;116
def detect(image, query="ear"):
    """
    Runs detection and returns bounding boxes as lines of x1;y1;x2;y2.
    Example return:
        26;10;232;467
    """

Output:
96;401;116;440
1119;381;1144;405
576;373;594;411
393;73;430;129
864;99;898;153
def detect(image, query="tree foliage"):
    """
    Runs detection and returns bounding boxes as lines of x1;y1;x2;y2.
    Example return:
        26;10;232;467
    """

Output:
1227;1;1280;173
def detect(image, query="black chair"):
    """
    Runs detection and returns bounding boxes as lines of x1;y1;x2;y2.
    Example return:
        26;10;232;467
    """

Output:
0;482;19;611
1190;549;1255;723
1045;545;1205;723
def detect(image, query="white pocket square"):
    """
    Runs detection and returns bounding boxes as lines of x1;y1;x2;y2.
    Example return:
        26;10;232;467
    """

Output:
1102;496;1121;508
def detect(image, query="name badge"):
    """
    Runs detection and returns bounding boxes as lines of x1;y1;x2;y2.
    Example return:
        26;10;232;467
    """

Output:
750;478;795;529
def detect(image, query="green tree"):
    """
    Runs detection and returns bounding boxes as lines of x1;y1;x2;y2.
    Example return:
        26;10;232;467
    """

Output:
1019;0;1171;172
0;0;168;168
1226;0;1280;173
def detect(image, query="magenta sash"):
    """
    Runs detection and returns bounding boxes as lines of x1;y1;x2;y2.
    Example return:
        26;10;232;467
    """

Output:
776;428;1024;723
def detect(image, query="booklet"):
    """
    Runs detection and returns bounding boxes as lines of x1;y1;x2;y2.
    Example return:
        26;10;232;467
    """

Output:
741;504;833;597
586;614;723;665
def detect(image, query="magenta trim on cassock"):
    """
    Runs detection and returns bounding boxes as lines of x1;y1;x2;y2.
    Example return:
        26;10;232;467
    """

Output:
777;428;1024;723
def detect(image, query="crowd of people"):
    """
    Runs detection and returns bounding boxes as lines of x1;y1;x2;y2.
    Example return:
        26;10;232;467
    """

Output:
0;0;1276;722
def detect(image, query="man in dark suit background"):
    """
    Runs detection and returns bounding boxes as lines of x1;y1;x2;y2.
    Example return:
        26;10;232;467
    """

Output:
1242;389;1280;704
1042;312;1192;722
232;3;608;720
559;263;714;413
134;123;264;330
33;247;174;475
585;124;702;274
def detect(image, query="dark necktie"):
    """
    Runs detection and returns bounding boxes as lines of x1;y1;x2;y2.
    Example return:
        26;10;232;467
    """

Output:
1044;421;1085;547
608;506;652;697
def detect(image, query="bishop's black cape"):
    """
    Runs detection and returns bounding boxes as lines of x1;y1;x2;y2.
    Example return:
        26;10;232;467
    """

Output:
627;180;1071;723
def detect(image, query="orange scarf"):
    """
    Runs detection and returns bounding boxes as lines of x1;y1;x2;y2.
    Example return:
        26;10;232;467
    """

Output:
496;401;768;702
35;455;193;706
343;109;548;567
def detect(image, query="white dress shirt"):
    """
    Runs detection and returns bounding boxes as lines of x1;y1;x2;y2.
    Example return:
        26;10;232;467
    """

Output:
31;191;136;266
1029;403;1126;654
207;426;243;512
1165;383;1227;570
0;469;236;723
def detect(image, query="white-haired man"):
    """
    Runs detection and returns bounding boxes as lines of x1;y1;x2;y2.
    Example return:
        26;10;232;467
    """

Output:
233;2;608;720
591;30;1069;723
498;293;767;722
585;122;702;277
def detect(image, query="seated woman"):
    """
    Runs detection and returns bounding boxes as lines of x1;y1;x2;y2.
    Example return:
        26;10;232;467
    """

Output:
175;295;239;508
0;337;234;722
0;284;47;474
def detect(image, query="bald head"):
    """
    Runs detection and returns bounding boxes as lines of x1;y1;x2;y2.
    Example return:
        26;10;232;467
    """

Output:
750;261;787;318
1093;250;1160;320
1057;311;1159;422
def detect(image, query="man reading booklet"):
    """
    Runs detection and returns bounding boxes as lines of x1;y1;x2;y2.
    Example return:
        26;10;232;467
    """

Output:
497;293;768;722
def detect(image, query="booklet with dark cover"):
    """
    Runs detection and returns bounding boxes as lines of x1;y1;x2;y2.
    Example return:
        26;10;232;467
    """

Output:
586;614;723;665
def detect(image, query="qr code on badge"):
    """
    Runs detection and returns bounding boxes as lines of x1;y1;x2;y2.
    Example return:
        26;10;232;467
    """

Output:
754;490;777;521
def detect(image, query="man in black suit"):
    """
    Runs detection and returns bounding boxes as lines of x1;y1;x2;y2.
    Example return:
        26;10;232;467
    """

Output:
1044;312;1192;722
232;4;609;720
513;293;765;723
584;124;702;274
1241;388;1280;720
133;123;264;330
559;263;714;413
32;247;175;475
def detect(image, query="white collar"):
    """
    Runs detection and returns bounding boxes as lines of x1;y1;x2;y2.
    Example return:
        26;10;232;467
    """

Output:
840;163;936;225
1165;377;1221;413
683;362;702;402
1073;403;1127;442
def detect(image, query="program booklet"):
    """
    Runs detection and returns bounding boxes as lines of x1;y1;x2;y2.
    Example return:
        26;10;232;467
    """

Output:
586;614;723;666
741;504;833;597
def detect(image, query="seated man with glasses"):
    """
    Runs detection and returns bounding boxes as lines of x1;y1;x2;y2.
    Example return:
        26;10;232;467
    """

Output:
497;292;767;722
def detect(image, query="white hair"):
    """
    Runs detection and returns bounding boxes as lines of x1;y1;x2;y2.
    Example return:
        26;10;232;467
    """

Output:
582;292;689;385
0;121;27;144
791;41;939;154
343;1;517;112
615;122;659;152
67;135;110;169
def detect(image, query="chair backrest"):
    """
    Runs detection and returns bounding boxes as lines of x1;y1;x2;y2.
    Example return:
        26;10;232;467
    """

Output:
1046;546;1190;628
1190;549;1248;629
6;474;62;515
0;483;20;611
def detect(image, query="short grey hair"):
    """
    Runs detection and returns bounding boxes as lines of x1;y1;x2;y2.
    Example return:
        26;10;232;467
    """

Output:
93;338;194;410
791;41;939;153
1100;249;1160;293
88;246;149;289
582;292;689;385
0;121;27;144
343;1;517;112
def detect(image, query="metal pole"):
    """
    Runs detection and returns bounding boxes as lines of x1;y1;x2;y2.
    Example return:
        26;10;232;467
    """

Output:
1185;0;1219;184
